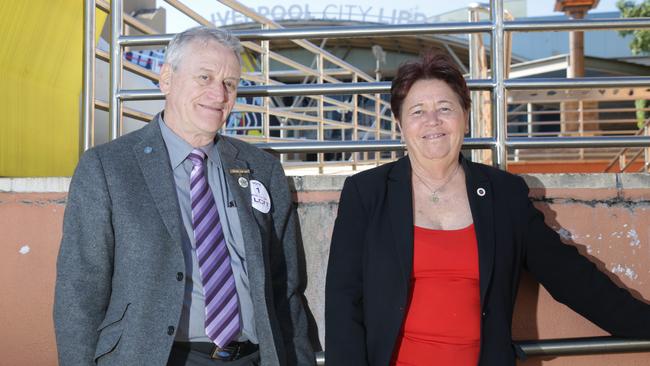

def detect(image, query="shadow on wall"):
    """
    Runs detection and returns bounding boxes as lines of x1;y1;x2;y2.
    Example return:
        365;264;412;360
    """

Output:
512;175;650;366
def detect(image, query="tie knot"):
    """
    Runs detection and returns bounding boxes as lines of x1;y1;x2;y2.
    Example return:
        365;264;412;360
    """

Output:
188;149;207;167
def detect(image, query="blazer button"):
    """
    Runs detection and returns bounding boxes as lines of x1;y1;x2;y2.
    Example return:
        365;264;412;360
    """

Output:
482;311;488;318
168;326;175;335
176;272;184;281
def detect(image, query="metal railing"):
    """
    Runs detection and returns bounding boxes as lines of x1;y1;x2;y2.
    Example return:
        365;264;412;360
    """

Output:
604;117;650;172
312;337;650;365
84;0;650;172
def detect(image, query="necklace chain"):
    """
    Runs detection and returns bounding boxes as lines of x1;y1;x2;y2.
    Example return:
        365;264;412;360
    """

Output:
413;163;461;203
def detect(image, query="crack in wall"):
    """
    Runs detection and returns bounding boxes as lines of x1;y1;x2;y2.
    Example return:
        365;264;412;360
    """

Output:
531;196;650;210
17;198;67;206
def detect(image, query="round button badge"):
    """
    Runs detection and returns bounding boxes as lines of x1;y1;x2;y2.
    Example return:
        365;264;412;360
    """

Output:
238;176;249;188
477;187;486;197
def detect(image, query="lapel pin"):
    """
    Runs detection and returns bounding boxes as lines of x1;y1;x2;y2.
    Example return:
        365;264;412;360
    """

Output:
477;187;486;197
144;146;153;154
238;176;249;188
229;168;251;175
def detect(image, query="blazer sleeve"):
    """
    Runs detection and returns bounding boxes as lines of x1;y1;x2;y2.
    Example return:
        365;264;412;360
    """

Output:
53;149;114;365
268;158;316;366
517;176;650;337
325;177;370;366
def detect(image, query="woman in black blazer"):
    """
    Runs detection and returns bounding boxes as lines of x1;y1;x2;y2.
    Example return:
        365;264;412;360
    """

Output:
325;51;650;366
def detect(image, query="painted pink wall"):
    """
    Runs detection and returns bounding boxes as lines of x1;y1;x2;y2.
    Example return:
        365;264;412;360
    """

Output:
1;178;649;365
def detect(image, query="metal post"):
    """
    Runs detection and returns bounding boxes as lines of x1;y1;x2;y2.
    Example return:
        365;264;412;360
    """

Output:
375;93;381;166
109;0;123;140
491;0;507;169
352;74;358;170
568;12;586;79
318;53;325;174
642;120;650;173
391;113;396;161
526;103;533;138
579;100;585;159
262;27;270;143
82;0;96;151
469;4;482;163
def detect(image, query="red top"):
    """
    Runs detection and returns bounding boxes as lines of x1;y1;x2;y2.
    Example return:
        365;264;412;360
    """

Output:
392;224;481;366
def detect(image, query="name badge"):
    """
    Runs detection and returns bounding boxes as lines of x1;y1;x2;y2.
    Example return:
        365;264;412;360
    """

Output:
250;180;271;213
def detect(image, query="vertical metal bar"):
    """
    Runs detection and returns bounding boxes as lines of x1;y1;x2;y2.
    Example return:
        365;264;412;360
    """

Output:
579;100;584;160
491;0;507;169
469;5;481;163
278;59;285;164
374;63;381;165
352;74;358;170
527;103;533;138
318;53;325;174
516;102;532;163
642;124;650;173
375;93;381;165
391;113;396;161
363;95;369;164
109;0;123;140
262;28;270;143
82;0;96;151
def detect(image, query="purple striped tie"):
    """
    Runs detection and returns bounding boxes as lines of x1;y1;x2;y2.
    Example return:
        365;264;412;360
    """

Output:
188;149;241;348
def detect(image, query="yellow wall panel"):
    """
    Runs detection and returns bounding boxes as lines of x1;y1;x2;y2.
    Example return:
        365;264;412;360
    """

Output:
0;1;106;176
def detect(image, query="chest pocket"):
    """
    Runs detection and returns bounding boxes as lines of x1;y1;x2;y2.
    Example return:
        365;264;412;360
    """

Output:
94;302;130;362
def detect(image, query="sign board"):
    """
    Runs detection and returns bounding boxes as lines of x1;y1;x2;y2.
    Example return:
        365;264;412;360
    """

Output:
207;0;527;26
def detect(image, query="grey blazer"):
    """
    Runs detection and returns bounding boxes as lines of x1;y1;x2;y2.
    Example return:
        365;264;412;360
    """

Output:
54;115;315;366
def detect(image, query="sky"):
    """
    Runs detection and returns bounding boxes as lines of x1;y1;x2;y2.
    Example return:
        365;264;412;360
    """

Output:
158;0;625;33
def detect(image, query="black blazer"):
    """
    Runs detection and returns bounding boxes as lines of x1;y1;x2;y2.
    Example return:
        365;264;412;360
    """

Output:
325;156;650;366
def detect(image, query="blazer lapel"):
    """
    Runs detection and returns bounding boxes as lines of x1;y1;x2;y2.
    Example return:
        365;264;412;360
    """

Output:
133;116;184;245
462;158;496;309
216;137;263;234
215;136;267;278
387;157;415;287
216;136;278;355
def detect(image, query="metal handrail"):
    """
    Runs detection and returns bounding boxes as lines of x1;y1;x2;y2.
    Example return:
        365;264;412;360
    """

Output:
505;76;650;89
504;18;650;32
516;337;650;357
313;337;650;365
251;136;650;154
253;139;494;153
110;82;460;101
114;18;650;45
113;76;650;99
508;136;650;149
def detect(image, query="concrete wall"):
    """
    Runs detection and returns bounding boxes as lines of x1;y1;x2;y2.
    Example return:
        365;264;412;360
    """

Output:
1;174;650;365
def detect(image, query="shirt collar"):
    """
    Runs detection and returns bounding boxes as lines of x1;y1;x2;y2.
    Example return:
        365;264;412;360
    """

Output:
159;116;219;169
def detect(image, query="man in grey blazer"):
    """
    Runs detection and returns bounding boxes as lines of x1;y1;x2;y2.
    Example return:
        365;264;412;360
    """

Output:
54;26;315;366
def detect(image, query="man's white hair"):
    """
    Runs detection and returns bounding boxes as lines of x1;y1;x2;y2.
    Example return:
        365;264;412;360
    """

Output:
164;26;243;69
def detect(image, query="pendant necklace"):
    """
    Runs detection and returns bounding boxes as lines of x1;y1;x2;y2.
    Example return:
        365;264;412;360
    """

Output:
413;163;461;203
